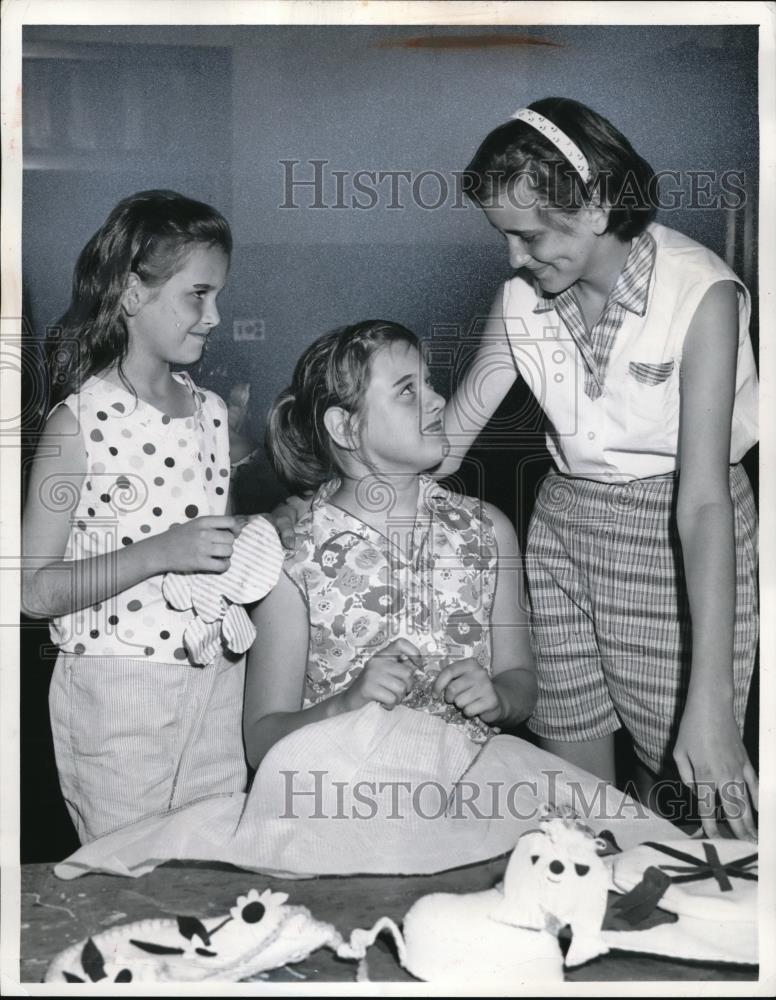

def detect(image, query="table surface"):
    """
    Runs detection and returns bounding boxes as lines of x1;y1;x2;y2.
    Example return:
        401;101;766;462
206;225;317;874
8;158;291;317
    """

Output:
20;859;757;985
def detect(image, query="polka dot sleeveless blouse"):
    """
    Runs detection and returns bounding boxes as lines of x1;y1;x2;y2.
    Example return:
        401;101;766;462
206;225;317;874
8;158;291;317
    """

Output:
50;372;230;663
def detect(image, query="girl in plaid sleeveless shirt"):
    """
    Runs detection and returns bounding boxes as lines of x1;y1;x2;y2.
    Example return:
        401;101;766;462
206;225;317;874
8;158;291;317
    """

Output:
442;97;758;840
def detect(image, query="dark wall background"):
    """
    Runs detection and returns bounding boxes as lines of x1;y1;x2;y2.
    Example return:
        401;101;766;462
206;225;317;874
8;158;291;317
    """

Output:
20;24;759;861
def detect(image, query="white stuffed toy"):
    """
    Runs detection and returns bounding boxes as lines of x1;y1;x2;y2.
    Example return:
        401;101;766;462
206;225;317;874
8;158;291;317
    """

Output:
340;816;611;984
493;814;611;967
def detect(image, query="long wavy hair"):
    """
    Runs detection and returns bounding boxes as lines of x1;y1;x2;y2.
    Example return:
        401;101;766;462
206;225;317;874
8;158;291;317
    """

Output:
46;189;232;404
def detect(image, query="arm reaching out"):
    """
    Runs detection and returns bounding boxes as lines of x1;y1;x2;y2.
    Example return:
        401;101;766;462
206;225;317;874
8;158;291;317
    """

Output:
436;289;519;478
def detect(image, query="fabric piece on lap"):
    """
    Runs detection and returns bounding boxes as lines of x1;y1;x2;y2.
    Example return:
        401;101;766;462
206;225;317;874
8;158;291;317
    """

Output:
55;704;683;881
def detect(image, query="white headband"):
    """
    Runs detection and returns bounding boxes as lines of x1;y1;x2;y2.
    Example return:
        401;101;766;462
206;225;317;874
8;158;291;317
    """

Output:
510;108;592;184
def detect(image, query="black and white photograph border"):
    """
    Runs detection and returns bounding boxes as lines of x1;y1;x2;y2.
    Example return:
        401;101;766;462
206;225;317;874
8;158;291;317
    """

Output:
1;0;775;993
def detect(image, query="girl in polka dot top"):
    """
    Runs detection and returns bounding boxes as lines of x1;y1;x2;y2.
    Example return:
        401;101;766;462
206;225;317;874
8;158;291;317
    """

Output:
22;190;249;844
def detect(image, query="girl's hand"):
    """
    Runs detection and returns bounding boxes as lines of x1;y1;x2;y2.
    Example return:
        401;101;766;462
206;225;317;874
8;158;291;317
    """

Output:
343;638;420;712
158;515;246;574
433;657;502;722
673;699;758;841
266;494;314;550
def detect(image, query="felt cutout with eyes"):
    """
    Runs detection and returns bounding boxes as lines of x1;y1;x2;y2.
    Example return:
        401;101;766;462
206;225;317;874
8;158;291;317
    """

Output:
162;517;284;665
338;817;609;984
44;889;344;983
493;815;610;967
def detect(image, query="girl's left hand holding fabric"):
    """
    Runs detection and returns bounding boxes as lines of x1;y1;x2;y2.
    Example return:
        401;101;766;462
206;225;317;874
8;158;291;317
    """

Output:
433;658;501;723
343;638;421;712
673;697;758;842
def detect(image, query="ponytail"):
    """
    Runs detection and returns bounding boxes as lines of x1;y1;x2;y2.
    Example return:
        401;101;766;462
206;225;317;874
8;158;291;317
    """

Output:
265;320;418;496
265;388;333;495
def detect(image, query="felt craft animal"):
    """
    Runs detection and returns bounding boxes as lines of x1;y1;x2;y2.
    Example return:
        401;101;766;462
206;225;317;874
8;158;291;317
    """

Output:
339;816;610;984
44;889;344;983
493;814;611;966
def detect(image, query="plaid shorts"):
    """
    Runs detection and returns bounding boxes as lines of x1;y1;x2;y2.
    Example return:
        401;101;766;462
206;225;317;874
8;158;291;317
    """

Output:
525;464;758;774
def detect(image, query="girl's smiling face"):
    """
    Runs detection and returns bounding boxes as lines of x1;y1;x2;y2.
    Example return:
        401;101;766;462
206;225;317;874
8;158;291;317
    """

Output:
346;342;448;476
126;244;229;367
482;178;607;295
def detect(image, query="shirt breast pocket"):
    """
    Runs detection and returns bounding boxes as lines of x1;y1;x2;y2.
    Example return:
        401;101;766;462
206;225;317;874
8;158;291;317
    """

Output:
628;360;675;386
626;359;679;430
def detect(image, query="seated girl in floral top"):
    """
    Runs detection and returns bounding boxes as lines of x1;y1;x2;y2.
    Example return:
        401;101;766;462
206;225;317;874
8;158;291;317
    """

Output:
243;320;537;767
55;320;681;881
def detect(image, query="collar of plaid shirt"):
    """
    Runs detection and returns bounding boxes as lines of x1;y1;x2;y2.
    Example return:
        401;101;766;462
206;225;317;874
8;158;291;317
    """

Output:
532;229;657;400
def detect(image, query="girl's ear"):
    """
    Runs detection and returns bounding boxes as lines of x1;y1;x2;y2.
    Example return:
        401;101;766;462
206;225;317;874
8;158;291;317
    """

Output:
323;406;358;451
587;202;611;236
121;273;147;317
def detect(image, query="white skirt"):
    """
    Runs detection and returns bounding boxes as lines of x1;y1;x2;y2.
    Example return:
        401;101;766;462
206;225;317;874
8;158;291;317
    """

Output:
54;703;683;880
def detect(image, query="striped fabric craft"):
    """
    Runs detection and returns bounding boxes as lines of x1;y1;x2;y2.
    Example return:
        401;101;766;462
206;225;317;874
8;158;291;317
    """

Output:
217;517;284;605
162;517;284;665
183;616;224;667
160;572;192;612
191;575;228;623
222;604;257;655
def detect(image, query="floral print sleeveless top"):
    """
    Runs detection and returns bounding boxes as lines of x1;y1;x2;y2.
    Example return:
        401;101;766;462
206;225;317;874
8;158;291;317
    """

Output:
283;476;499;744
